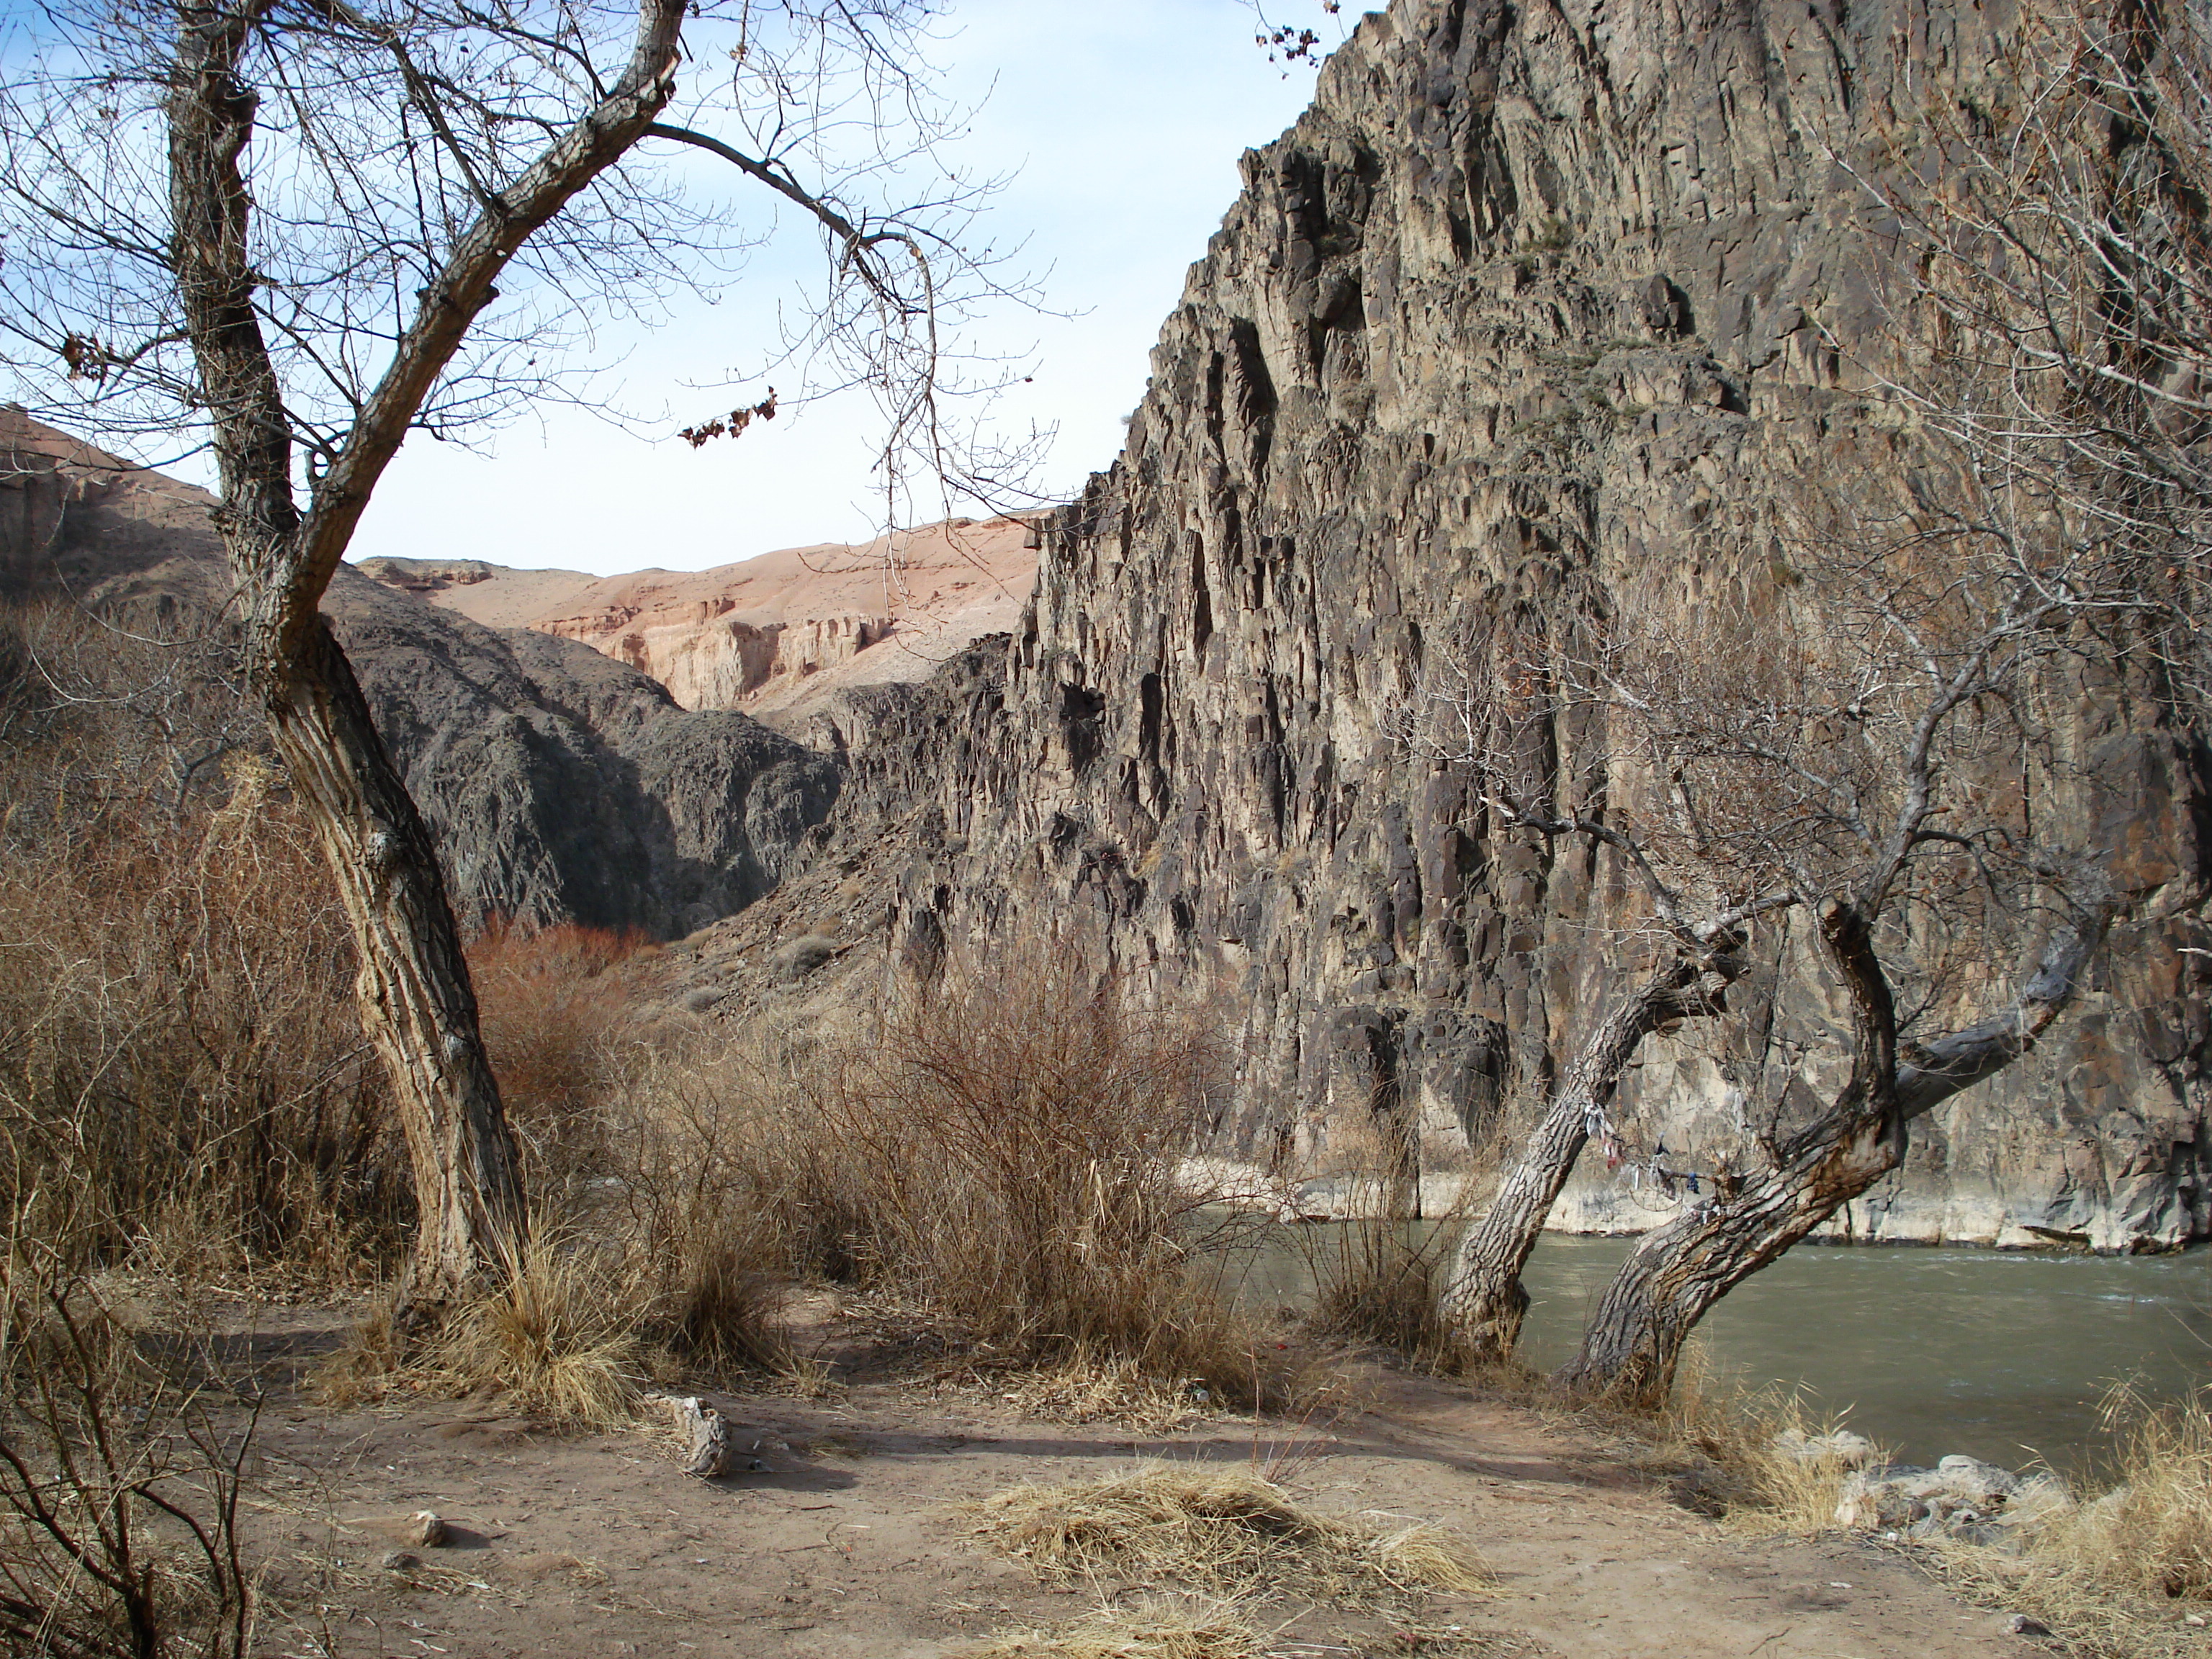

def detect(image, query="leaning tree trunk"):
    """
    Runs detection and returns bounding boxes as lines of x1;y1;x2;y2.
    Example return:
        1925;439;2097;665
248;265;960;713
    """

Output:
270;622;523;1318
1557;906;2109;1407
163;0;688;1327
1555;1107;1901;1407
1439;942;1743;1364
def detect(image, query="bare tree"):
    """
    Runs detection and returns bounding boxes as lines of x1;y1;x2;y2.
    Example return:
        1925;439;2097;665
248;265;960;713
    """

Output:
1424;423;2124;1402
0;0;1010;1326
1849;0;2212;711
1422;0;2212;1408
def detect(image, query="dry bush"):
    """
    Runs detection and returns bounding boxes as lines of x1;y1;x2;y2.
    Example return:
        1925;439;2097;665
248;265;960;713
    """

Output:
815;950;1270;1395
428;1227;642;1427
966;1462;1491;1608
1668;1382;1876;1536
595;1028;839;1377
1303;1219;1472;1375
0;601;408;1288
0;1233;257;1659
467;918;649;1187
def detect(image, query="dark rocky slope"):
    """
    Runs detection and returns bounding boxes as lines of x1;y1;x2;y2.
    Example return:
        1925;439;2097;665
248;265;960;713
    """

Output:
0;409;837;938
680;0;2210;1249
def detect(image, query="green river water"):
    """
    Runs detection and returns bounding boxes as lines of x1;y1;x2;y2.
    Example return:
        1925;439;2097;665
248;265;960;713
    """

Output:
1217;1226;2210;1473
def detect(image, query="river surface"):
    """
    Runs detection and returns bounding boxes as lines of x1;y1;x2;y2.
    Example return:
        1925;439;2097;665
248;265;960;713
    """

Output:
1212;1224;2210;1473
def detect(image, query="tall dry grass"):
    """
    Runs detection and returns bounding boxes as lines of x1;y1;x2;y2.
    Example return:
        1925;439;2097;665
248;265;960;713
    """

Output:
1302;1218;1472;1373
1926;1383;2212;1659
2064;1382;2212;1602
544;948;1292;1408
814;953;1271;1395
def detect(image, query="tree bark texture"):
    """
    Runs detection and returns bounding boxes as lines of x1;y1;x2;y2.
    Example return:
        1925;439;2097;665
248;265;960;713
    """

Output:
1557;904;2108;1408
1440;943;1741;1364
271;623;524;1310
161;0;687;1319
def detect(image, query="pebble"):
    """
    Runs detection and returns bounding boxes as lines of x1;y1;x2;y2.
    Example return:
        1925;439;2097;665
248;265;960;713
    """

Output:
380;1551;422;1573
408;1510;449;1547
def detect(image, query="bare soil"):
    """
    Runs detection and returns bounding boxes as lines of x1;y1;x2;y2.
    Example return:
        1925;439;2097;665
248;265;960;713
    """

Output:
220;1301;2040;1659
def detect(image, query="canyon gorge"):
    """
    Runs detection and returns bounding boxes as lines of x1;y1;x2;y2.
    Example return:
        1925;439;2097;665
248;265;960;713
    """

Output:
4;0;2206;1255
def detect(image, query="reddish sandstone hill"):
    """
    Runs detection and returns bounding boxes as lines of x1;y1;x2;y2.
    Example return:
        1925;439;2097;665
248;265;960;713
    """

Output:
520;516;1039;721
352;555;597;629
353;517;1042;728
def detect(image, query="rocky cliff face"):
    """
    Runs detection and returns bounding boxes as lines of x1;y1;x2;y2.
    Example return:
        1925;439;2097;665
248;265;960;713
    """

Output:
678;0;2211;1250
0;408;837;940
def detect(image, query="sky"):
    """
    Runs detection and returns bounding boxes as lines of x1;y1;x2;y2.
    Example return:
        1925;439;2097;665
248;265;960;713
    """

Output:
338;2;1339;577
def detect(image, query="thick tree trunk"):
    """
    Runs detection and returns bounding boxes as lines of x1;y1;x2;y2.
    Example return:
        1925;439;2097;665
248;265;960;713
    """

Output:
1439;943;1743;1364
1557;907;2108;1407
1555;1112;1901;1407
160;0;685;1328
270;621;523;1318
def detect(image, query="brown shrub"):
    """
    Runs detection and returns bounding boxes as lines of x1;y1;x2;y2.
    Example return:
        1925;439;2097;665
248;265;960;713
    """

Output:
811;950;1270;1396
466;917;649;1189
0;602;408;1285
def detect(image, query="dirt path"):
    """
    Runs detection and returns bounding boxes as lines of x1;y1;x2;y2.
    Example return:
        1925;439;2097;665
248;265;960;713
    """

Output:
228;1311;2036;1659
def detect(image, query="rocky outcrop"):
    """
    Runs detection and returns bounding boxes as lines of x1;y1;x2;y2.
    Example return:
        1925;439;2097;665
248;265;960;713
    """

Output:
673;0;2211;1251
528;516;1038;726
0;408;836;939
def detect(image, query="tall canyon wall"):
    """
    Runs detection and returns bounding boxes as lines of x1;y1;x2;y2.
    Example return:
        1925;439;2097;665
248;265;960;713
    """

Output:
685;0;2211;1249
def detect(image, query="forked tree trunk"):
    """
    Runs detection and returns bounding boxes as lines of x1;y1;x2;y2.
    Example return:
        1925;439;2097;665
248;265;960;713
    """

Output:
1440;942;1743;1364
1557;906;2109;1407
161;0;687;1328
270;622;523;1318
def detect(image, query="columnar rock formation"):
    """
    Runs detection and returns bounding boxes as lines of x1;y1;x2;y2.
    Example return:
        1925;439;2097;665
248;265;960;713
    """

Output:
681;0;2211;1249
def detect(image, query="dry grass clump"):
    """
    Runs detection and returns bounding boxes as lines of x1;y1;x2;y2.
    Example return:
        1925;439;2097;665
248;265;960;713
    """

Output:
428;1231;643;1427
1653;1364;1877;1534
1925;1383;2212;1659
966;1462;1491;1608
958;1599;1263;1659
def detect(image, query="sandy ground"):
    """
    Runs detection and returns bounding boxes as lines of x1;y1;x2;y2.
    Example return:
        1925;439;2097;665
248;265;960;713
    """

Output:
192;1303;2058;1659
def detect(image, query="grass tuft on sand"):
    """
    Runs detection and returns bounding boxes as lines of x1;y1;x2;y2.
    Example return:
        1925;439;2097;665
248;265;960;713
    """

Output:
429;1232;642;1428
966;1462;1491;1607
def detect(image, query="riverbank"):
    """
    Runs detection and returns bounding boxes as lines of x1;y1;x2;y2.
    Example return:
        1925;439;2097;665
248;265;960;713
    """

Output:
1218;1227;2211;1473
176;1294;2076;1659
